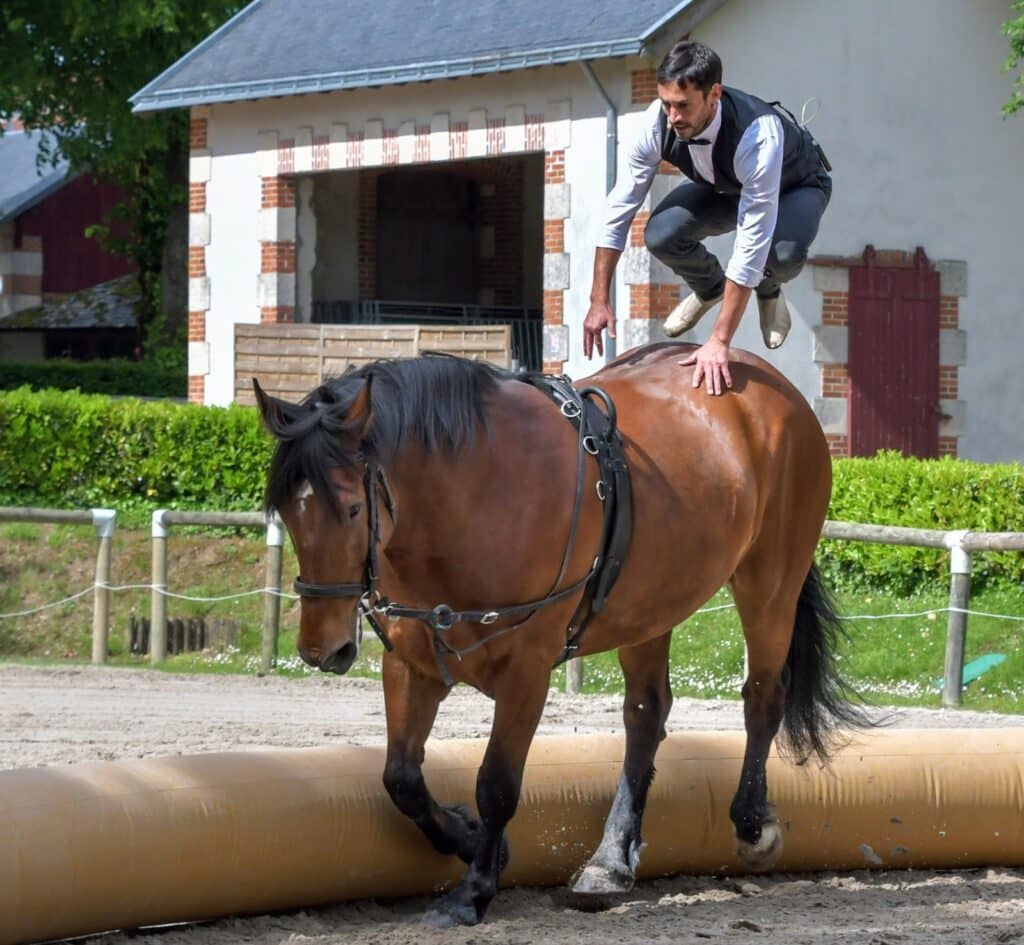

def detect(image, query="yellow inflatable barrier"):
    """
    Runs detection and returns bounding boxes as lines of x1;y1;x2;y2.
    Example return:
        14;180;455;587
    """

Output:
2;729;1022;945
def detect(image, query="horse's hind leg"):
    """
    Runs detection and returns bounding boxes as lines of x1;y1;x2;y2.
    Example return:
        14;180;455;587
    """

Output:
572;631;673;898
727;561;803;871
381;652;485;864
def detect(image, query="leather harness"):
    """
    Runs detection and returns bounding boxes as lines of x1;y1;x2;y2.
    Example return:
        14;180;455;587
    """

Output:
291;374;633;686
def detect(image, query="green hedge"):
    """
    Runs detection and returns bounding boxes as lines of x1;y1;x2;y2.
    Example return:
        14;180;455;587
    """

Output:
1;389;1022;592
0;359;186;397
0;387;270;513
819;452;1024;593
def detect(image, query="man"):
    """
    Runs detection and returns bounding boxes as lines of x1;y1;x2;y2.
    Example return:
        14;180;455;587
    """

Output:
582;40;832;395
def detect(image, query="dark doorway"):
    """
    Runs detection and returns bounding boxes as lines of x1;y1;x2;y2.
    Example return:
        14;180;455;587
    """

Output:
376;169;478;303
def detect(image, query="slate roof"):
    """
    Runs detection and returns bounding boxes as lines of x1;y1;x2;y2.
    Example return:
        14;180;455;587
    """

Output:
0;130;72;223
0;275;140;331
132;0;721;112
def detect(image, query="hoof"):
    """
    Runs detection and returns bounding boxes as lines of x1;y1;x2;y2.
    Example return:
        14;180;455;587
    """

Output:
735;810;784;871
423;895;480;929
571;862;635;898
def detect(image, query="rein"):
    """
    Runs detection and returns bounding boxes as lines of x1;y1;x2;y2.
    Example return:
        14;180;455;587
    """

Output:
290;376;629;686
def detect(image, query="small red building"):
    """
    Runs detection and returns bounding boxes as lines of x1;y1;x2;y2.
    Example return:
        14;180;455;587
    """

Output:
0;123;137;361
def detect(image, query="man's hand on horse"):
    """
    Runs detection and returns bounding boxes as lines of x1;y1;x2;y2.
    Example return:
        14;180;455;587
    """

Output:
583;302;616;359
680;337;733;396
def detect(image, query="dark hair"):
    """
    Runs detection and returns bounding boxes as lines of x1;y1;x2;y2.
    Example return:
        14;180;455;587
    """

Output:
656;40;722;94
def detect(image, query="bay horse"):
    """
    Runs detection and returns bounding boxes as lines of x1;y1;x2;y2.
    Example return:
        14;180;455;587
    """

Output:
254;343;866;928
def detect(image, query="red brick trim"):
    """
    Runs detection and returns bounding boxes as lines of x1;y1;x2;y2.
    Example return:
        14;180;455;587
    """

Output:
189;118;208;150
187;246;206;278
822;363;849;398
414;125;430;163
9;274;41;295
545;150;565;183
449;123;468;161
543;289;563;326
188;311;206;343
313;134;330;171
261;177;295;209
631;69;658;104
189;182;207;213
260;306;295;324
826;434;849;457
486;118;506;155
821;291;848;326
260;242;296;274
542;360;564;375
525;115;545;151
188;376;205;404
938;436;958;457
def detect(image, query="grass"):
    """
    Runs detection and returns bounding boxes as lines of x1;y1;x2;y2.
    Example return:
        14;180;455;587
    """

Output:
2;523;1023;713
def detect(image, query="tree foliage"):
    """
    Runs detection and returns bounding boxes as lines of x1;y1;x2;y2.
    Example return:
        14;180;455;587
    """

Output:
1004;0;1024;116
0;1;242;341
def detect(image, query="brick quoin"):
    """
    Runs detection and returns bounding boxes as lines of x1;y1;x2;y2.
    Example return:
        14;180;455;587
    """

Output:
939;365;959;399
9;274;41;295
938;436;958;457
189;118;208;150
821;290;849;326
826;434;849;457
543;360;564;375
260;306;295;324
629;211;651;248
261;177;296;209
543;289;563;325
189;183;206;213
188;311;206;342
260;242;296;274
630;283;678;320
939;295;959;329
545;151;565;183
631;69;658;104
543;219;564;254
821;364;849;397
187;246;206;278
187;376;205;404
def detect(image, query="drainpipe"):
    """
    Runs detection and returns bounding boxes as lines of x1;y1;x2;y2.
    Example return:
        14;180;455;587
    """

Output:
581;61;618;362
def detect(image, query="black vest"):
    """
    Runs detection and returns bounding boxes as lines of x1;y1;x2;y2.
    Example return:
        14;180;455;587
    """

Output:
659;87;829;196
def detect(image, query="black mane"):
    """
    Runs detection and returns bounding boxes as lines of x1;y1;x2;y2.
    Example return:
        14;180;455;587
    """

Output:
263;353;522;516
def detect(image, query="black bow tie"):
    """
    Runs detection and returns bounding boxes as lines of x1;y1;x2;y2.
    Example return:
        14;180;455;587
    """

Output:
687;138;712;146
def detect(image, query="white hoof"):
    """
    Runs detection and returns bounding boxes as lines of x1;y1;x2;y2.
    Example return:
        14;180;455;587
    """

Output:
735;814;784;871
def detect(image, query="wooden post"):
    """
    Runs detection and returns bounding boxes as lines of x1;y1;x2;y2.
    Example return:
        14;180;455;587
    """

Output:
942;531;972;708
565;656;583;694
150;511;168;664
90;510;116;665
261;516;285;675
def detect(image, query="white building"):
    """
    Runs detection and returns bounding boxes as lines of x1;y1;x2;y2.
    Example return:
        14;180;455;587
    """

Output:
133;0;1024;461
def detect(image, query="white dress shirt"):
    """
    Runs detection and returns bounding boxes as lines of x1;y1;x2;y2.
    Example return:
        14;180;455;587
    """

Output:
598;98;785;290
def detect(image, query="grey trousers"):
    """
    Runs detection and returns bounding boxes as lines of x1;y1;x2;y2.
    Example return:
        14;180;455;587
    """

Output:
643;178;831;300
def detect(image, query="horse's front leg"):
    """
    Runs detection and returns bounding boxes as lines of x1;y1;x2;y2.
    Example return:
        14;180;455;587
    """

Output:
572;631;673;898
381;651;482;864
424;671;549;928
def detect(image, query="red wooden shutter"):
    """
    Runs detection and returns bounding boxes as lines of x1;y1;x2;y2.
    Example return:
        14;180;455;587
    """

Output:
848;247;940;458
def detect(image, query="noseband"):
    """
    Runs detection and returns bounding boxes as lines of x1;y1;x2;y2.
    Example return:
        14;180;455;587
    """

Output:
292;459;398;651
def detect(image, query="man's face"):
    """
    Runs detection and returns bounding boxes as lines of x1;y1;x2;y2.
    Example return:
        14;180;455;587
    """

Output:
658;80;723;140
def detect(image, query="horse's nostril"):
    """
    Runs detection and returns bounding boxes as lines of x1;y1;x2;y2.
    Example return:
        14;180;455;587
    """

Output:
321;641;358;675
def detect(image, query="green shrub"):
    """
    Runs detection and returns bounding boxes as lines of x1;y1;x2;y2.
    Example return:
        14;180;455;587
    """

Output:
0;387;270;512
1;389;1022;593
823;451;1024;593
0;359;186;397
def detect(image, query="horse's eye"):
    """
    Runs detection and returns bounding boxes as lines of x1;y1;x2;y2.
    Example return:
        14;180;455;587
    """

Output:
348;503;362;520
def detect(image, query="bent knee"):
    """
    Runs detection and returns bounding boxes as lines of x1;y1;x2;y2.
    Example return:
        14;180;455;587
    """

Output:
644;207;702;256
770;240;809;278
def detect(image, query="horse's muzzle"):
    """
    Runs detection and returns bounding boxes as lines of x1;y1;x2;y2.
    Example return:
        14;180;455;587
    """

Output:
299;640;359;675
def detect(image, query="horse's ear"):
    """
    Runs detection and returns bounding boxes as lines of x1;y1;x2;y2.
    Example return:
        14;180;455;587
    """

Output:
346;377;374;438
252;378;294;437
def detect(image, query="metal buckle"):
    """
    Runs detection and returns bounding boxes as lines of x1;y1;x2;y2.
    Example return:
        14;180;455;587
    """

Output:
480;611;500;625
560;400;582;419
583;435;599;455
596;481;607;501
431;604;455;631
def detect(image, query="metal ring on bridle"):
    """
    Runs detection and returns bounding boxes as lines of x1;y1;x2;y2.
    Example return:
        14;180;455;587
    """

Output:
431;604;455;631
583;435;599;455
560;400;582;419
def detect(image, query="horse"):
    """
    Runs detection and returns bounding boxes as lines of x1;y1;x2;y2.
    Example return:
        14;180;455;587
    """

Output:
254;342;867;928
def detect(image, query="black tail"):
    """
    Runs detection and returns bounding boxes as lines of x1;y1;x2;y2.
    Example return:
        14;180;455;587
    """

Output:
780;563;874;764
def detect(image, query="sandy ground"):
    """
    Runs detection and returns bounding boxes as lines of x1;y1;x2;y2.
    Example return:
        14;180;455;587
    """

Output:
2;663;1022;945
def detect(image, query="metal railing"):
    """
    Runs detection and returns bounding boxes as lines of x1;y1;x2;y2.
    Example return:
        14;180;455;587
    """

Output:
312;298;543;371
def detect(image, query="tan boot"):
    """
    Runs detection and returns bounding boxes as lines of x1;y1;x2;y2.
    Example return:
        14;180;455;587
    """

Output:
757;291;792;349
663;290;724;338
